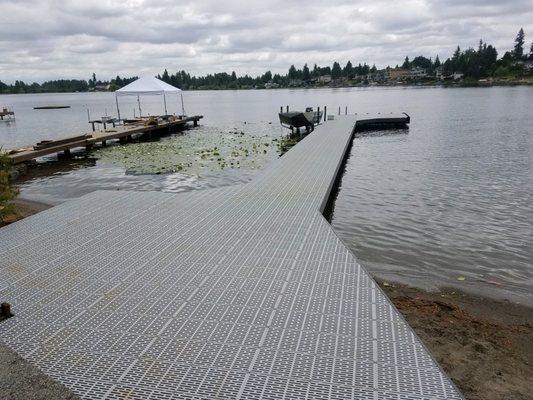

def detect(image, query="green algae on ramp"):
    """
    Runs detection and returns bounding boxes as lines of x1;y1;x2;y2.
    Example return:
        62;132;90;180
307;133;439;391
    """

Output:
94;126;278;175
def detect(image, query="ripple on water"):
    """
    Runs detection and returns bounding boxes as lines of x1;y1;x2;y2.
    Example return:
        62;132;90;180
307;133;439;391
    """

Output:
331;99;533;305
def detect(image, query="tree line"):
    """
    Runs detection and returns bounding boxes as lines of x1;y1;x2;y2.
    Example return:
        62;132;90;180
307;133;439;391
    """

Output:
1;28;531;93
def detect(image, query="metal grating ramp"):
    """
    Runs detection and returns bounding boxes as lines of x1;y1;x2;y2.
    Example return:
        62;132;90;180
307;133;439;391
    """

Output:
0;117;463;399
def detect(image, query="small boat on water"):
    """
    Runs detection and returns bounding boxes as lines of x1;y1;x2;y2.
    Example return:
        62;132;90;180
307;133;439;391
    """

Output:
33;105;70;110
279;107;322;132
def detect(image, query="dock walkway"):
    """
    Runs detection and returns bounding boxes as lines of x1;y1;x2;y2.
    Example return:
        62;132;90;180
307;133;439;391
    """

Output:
0;116;463;399
7;115;203;164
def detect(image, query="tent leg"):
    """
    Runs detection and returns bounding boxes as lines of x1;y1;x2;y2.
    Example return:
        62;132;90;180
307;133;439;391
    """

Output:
163;93;168;116
137;95;142;118
180;92;185;117
115;94;121;121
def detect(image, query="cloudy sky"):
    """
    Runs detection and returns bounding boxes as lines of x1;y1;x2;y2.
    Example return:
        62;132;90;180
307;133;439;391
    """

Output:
0;0;532;83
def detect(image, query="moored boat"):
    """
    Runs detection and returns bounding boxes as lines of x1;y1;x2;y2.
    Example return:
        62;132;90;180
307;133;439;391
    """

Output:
278;107;322;132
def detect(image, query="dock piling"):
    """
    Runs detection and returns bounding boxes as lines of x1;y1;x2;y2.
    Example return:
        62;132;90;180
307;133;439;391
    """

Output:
324;106;327;122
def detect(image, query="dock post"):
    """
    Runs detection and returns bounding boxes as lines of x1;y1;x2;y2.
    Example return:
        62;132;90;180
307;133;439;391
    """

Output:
324;106;327;122
317;106;320;123
345;106;347;115
286;105;289;112
338;106;340;115
280;106;283;113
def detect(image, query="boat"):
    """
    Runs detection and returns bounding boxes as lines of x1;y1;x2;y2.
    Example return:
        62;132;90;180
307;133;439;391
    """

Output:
0;106;15;121
278;107;322;132
33;105;70;110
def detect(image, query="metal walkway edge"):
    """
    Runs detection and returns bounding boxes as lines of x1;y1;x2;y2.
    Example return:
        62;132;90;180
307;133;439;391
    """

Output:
0;116;463;399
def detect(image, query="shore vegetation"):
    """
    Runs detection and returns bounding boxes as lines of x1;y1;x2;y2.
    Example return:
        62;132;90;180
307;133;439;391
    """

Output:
0;150;17;224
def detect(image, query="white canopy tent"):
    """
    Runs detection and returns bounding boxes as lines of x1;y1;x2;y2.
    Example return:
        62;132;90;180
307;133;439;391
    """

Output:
115;76;185;120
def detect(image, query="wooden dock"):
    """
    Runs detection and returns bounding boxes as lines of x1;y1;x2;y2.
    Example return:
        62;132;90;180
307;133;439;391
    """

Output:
7;115;203;164
0;115;462;400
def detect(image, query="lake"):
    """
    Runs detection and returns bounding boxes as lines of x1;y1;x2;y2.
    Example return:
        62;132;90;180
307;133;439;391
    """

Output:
1;86;532;305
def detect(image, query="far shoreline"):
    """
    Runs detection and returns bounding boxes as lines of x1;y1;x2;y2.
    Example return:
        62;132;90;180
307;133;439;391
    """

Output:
1;79;533;96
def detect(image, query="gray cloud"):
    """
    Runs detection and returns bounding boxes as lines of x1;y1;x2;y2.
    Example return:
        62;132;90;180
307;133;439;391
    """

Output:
0;0;531;82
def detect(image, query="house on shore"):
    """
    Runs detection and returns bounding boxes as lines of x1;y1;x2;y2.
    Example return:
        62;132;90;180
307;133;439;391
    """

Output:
409;67;428;79
386;68;409;81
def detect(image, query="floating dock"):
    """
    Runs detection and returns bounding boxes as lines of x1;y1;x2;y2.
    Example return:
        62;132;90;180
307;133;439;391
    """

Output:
7;115;203;164
0;115;462;400
354;112;410;131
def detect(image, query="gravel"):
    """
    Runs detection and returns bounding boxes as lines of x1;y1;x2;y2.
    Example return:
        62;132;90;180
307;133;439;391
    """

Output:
0;342;79;400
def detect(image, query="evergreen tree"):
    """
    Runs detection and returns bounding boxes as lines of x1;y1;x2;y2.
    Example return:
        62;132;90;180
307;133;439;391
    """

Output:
288;65;297;80
452;46;461;61
343;61;353;78
261;71;272;83
312;64;319;78
302;64;310;81
331;62;342;79
514;28;525;60
411;56;432;69
434;55;441;68
162;69;170;82
402;56;410;69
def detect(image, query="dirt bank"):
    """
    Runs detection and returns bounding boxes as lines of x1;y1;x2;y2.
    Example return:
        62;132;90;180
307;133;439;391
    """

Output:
380;282;533;400
0;197;52;227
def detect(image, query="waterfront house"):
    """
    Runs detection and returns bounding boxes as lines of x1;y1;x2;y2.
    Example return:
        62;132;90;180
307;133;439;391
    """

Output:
409;67;428;78
318;74;332;83
386;68;409;81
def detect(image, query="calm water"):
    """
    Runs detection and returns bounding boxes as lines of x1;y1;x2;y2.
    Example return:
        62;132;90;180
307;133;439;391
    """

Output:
1;87;532;305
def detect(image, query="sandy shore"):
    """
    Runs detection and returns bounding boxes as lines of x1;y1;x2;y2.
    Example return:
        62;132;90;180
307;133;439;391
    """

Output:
1;198;532;399
380;282;533;400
